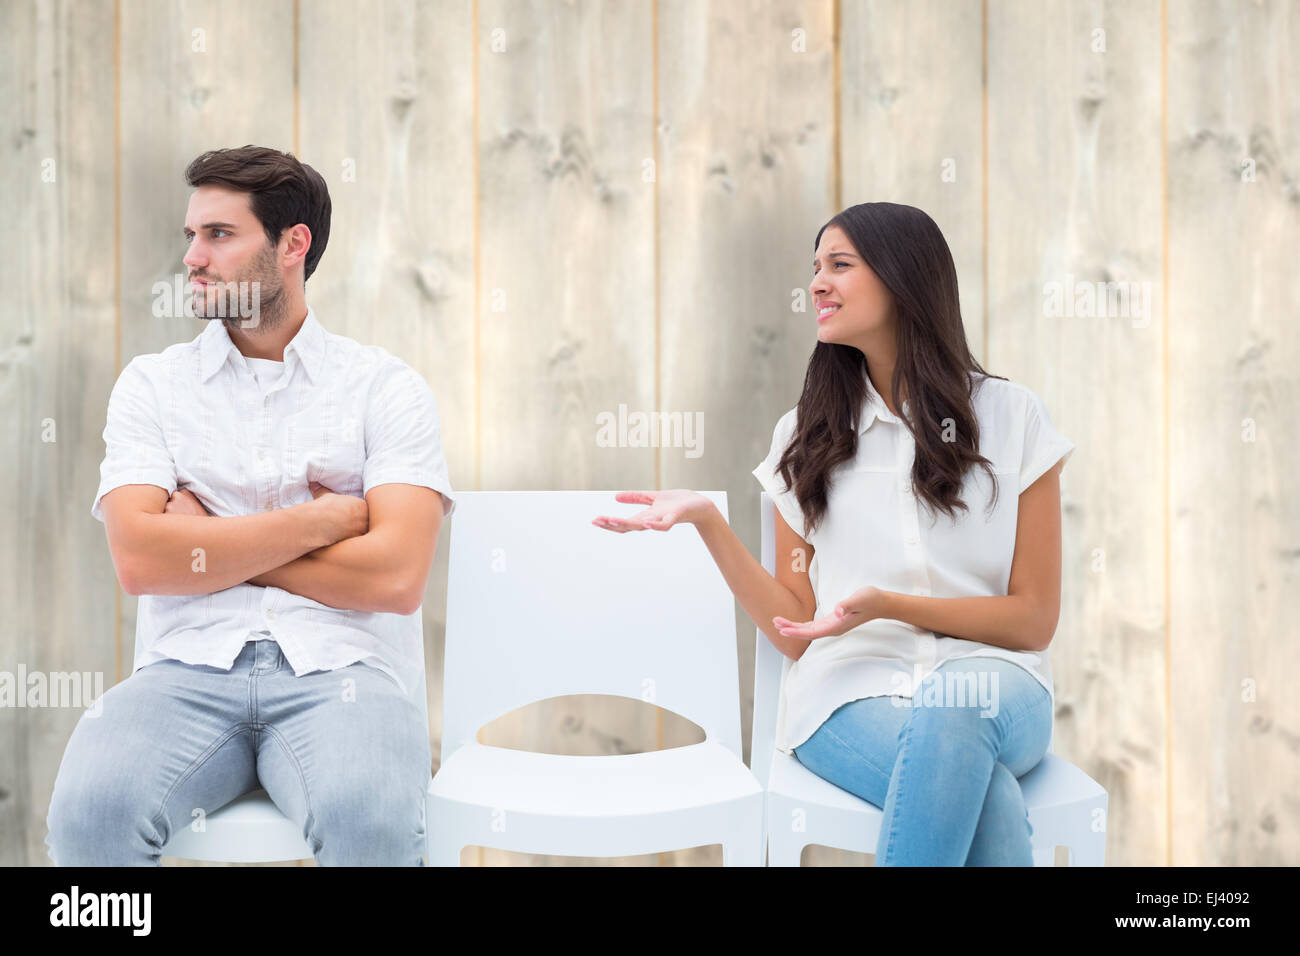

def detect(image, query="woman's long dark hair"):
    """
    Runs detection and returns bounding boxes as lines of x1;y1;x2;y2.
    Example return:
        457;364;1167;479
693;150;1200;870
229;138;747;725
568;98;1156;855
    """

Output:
776;202;1007;537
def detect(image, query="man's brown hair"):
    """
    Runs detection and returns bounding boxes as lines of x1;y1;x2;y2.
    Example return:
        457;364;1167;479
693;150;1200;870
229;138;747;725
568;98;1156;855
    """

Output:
185;145;331;283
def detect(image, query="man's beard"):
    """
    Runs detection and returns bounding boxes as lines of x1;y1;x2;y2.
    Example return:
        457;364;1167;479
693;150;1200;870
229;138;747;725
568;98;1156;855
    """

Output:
191;243;287;333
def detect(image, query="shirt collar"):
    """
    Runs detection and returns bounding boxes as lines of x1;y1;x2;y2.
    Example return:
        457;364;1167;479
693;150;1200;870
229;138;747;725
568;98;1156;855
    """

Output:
859;368;909;432
200;304;325;385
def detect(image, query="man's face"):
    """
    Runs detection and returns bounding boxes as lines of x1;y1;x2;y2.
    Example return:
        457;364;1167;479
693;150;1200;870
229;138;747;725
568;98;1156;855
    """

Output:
182;185;284;329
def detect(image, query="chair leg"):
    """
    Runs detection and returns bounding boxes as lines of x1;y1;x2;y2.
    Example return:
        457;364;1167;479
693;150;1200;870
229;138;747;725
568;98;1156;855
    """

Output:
722;838;765;867
426;838;463;867
1066;833;1106;867
766;828;804;867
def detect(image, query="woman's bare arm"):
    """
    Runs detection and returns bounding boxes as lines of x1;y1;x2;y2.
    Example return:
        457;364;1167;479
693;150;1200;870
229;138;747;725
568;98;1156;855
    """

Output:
696;502;818;661
594;490;816;661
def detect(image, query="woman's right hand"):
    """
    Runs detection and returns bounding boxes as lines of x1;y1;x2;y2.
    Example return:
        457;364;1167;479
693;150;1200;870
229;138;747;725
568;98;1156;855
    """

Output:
309;480;369;543
592;490;717;533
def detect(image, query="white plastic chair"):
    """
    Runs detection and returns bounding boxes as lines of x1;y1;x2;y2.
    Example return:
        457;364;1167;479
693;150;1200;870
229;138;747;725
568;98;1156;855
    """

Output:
429;490;764;865
136;622;434;864
754;492;1109;866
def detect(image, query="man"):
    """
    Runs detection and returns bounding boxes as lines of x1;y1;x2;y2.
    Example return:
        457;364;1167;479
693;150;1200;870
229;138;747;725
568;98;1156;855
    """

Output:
45;145;455;865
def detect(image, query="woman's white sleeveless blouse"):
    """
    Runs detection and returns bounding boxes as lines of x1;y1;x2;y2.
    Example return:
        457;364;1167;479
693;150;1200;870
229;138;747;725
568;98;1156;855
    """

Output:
752;371;1075;754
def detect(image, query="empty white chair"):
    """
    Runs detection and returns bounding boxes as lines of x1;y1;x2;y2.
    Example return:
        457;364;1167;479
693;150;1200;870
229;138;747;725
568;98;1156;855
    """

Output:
429;490;764;865
138;622;434;864
753;492;1109;866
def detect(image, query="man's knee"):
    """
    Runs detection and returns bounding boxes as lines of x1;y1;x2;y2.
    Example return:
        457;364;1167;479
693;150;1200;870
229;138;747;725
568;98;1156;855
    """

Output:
47;770;162;866
45;704;172;866
308;782;426;865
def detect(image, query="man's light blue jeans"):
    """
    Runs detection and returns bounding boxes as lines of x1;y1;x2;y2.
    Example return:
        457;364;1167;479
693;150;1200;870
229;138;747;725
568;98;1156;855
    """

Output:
793;657;1053;866
45;639;430;866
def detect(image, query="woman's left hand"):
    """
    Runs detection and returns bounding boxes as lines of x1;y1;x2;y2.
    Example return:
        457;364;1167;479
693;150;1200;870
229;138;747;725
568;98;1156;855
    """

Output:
773;586;888;640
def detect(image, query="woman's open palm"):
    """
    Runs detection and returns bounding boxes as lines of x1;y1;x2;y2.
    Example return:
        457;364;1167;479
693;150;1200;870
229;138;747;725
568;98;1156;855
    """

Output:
592;490;713;533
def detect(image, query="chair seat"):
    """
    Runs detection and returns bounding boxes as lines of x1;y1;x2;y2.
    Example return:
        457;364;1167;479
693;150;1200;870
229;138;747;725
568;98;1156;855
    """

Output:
768;750;881;813
1017;753;1108;808
432;740;762;817
161;788;313;863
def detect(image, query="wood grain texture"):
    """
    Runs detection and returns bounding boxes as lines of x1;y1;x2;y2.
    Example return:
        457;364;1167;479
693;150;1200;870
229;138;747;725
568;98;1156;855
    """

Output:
986;0;1167;866
118;0;297;866
656;0;835;866
8;0;1297;868
0;0;119;869
842;0;986;359
116;0;298;685
295;0;476;861
472;0;663;866
1166;0;1299;865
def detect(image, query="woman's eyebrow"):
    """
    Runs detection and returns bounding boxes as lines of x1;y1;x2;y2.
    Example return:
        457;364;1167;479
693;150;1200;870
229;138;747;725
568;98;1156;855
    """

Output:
813;251;859;265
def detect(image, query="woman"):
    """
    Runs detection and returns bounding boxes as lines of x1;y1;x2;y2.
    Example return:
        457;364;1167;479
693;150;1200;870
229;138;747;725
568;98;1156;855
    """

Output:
593;202;1074;866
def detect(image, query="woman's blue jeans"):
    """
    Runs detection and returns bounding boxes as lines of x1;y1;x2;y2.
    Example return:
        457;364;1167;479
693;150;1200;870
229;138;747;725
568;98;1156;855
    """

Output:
793;656;1052;866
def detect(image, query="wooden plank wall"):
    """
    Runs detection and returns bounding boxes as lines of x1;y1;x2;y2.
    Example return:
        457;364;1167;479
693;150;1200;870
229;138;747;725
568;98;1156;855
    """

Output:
985;0;1169;867
1166;0;1299;865
2;0;1295;867
2;0;119;868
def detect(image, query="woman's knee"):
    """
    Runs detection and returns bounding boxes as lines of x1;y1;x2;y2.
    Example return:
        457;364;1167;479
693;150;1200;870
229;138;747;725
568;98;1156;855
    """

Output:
984;761;1026;812
896;694;999;753
902;661;1042;740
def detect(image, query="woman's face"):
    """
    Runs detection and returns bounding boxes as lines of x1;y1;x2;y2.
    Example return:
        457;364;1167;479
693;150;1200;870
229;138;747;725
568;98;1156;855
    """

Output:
809;225;895;349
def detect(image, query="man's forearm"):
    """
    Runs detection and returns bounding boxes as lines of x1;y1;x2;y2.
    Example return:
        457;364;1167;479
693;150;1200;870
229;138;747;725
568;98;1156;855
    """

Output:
880;590;1049;653
247;528;411;615
126;504;330;596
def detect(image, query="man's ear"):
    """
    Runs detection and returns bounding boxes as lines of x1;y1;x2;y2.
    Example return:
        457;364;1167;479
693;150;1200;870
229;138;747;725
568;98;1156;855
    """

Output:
282;223;312;271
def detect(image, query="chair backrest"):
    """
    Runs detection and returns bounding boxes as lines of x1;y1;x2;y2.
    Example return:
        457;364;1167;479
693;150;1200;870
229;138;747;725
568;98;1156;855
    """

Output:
751;492;789;789
750;492;1054;770
441;490;743;761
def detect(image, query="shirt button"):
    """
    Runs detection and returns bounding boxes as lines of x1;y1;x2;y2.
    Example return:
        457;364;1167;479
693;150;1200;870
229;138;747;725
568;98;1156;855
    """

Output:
266;609;277;620
905;534;918;546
